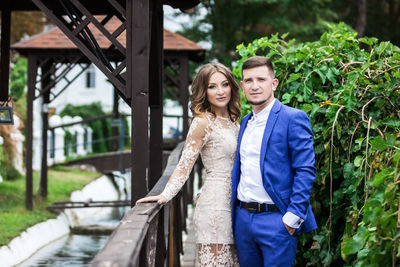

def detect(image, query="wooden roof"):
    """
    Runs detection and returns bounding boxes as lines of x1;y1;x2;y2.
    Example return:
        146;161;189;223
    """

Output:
12;16;205;61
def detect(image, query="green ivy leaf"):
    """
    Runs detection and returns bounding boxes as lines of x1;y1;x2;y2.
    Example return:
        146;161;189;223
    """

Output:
372;169;393;187
381;118;400;128
282;93;292;104
343;163;353;179
354;155;363;167
326;68;337;86
370;136;394;151
336;123;342;139
285;73;302;84
359;37;378;46
342;233;364;255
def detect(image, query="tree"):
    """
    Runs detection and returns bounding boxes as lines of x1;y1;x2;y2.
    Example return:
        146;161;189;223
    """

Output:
175;0;400;68
330;0;400;45
177;0;336;66
0;11;50;45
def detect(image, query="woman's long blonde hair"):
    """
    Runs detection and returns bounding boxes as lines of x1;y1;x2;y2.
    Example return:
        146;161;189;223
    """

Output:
190;62;241;122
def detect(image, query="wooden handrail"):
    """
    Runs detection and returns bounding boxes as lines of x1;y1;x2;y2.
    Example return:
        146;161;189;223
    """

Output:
91;142;197;267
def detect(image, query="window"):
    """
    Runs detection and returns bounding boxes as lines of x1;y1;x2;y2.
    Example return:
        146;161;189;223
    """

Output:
86;65;96;88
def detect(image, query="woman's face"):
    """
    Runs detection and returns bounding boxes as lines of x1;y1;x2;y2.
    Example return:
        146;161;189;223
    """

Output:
206;72;231;113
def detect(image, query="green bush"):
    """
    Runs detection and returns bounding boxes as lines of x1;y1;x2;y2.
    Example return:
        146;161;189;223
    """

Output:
10;57;27;100
235;23;400;266
60;102;111;153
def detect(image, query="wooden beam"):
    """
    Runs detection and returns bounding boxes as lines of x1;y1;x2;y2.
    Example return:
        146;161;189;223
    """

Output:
0;2;11;101
149;0;163;190
179;56;189;138
127;0;150;205
39;61;53;198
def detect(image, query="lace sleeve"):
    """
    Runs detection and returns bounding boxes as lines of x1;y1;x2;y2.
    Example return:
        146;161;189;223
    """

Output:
160;116;211;202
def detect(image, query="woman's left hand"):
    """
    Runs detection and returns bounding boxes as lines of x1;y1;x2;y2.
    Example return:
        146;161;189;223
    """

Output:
136;195;167;205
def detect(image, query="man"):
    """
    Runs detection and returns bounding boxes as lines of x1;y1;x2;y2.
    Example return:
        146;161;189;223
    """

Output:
231;56;317;266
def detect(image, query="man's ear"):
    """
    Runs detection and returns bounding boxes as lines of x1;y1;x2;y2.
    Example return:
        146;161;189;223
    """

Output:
240;80;244;89
272;78;279;91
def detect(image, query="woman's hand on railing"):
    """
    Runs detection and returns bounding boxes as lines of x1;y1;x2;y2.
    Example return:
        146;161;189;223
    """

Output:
136;195;167;205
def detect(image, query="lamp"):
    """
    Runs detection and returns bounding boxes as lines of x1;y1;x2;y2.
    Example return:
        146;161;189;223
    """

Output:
0;106;13;125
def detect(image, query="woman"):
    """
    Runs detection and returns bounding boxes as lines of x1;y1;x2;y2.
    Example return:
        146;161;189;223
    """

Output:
137;62;241;266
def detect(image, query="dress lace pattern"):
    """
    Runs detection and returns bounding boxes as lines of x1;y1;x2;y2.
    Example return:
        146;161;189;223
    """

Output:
160;114;239;266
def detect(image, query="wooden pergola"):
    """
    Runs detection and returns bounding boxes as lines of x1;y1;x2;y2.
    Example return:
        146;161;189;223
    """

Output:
0;0;201;210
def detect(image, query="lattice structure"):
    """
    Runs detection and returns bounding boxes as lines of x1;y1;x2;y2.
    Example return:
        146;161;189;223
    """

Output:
32;0;129;100
33;56;90;102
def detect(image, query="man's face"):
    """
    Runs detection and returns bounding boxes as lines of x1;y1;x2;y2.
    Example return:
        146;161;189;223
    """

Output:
240;66;279;112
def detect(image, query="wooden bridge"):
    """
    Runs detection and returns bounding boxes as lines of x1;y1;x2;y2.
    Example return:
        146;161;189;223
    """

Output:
91;142;201;266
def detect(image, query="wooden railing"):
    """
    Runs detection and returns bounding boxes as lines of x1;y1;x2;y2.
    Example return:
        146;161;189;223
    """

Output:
91;142;201;267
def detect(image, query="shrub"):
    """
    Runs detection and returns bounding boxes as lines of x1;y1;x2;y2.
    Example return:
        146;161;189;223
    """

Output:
234;22;400;266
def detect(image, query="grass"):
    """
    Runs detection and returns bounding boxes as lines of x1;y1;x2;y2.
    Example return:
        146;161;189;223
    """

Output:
0;165;100;246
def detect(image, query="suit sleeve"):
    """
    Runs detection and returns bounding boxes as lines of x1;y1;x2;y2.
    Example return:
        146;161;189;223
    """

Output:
286;110;316;220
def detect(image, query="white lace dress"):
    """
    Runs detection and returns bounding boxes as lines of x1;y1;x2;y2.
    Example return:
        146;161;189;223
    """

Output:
160;114;240;266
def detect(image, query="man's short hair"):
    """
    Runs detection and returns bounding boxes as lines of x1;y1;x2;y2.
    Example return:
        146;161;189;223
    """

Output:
242;56;275;77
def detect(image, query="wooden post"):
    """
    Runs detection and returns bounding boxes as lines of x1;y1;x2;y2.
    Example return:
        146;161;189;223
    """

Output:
0;2;11;101
26;55;37;210
155;208;166;266
39;61;53;198
149;0;163;189
127;0;150;205
179;57;189;138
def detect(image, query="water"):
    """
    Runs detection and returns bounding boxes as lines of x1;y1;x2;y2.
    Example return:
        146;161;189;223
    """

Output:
17;235;110;267
17;206;129;267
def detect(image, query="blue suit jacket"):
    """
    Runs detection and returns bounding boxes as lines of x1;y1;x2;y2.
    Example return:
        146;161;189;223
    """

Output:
232;100;317;233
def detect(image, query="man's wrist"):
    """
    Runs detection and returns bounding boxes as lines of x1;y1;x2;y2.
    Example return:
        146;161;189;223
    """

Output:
282;211;304;229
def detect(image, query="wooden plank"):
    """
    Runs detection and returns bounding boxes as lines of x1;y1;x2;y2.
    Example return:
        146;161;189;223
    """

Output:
127;0;150;205
69;0;126;54
0;3;11;101
107;0;126;18
91;143;186;266
49;200;132;209
91;210;150;267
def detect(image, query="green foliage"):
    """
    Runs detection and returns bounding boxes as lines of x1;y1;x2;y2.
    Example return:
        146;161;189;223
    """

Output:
9;57;27;100
235;23;400;266
60;102;111;153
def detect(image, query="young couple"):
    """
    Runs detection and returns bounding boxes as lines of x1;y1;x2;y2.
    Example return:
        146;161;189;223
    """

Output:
137;56;317;267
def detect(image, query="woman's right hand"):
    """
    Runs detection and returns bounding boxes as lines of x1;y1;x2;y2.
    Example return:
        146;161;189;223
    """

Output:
136;195;167;205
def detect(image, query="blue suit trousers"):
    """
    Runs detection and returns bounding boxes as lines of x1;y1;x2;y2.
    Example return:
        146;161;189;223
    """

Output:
234;205;298;267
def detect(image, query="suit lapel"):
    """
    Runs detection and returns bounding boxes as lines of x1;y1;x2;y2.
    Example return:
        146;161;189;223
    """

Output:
237;112;252;159
260;100;281;175
233;112;252;187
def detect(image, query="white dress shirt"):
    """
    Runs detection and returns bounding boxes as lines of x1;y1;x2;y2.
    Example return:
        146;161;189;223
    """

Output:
237;99;303;228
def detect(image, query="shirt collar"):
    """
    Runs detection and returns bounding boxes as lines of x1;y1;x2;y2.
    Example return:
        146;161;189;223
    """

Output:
252;99;275;122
